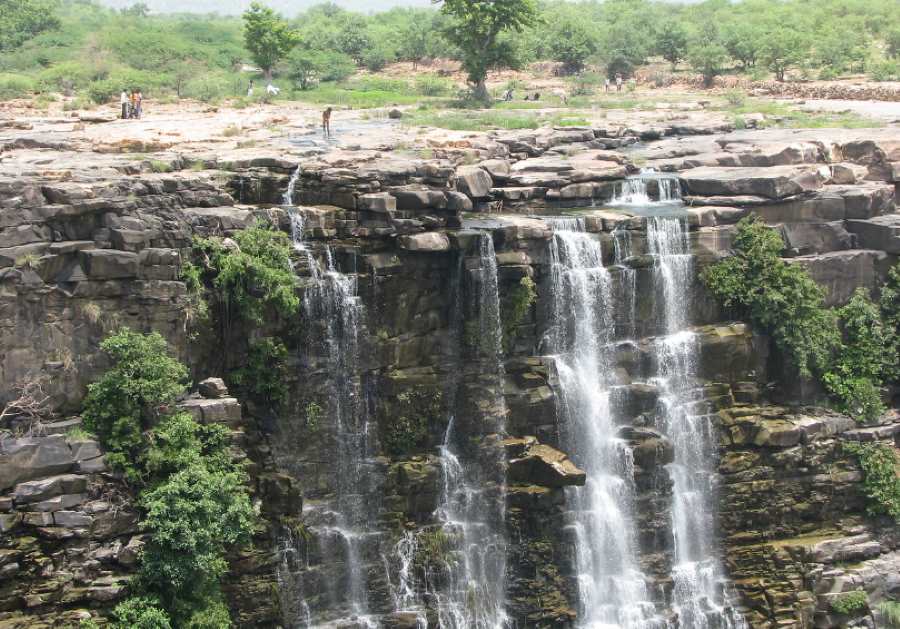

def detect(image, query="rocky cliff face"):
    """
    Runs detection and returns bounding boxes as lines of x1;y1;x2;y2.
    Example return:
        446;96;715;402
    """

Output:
0;116;897;628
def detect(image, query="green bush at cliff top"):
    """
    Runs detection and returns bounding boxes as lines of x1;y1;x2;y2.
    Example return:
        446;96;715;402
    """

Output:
844;442;900;522
830;590;869;614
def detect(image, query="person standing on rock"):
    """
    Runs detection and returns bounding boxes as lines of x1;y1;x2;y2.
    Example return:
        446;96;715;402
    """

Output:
120;91;129;119
322;107;332;137
129;91;137;118
247;81;254;98
604;77;611;93
615;73;623;92
135;90;143;119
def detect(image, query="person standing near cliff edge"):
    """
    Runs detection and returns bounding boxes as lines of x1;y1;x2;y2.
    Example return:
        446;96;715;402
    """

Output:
322;107;332;137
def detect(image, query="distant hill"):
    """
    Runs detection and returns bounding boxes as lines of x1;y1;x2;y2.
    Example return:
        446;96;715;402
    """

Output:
95;0;433;16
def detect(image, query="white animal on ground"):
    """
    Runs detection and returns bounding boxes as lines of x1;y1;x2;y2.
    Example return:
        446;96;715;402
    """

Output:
551;88;568;104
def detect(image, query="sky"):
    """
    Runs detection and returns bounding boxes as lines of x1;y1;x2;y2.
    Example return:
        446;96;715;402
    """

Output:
97;0;434;15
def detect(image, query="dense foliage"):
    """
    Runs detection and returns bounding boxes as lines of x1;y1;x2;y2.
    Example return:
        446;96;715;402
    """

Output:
702;217;839;378
1;0;898;104
844;442;900;522
84;329;254;627
194;223;299;326
83;329;189;483
703;217;898;421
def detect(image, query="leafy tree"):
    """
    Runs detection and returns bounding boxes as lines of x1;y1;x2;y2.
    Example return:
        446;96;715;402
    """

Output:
121;2;150;18
439;0;539;100
546;16;598;73
82;329;188;483
888;26;900;59
398;20;429;69
879;263;900;383
844;442;900;521
337;14;371;64
760;25;809;81
655;21;689;69
242;1;298;80
286;47;331;90
0;0;60;51
687;41;730;87
721;20;764;69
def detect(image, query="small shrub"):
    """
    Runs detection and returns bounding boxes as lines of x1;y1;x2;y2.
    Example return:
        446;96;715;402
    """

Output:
702;216;839;379
229;337;289;408
222;124;242;137
195;224;299;325
501;276;537;350
304;401;323;432
0;74;36;99
111;597;172;629
416;528;452;567
870;59;900;82
879;600;900;627
724;89;747;107
830;590;868;615
844;442;900;521
148;160;172;173
382;389;442;455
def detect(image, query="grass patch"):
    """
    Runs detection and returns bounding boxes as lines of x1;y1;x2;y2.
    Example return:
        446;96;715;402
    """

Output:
718;98;883;129
405;109;590;131
290;81;425;109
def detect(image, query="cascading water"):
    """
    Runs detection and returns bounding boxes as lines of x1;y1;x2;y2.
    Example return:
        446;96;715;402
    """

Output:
278;166;377;628
433;232;509;629
612;170;681;206
646;215;746;629
546;217;664;629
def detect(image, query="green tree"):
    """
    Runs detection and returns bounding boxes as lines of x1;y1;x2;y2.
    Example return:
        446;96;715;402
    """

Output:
687;41;729;87
0;0;60;51
398;20;429;69
439;0;539;100
242;1;298;80
655;21;689;69
546;16;598;73
879;263;900;383
286;47;330;90
760;26;809;81
721;20;764;69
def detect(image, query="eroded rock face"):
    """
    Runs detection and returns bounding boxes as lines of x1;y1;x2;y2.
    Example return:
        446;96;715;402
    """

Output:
0;113;896;628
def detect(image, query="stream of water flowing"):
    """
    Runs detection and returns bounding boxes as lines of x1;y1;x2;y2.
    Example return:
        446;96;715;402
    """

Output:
433;232;509;629
548;172;744;629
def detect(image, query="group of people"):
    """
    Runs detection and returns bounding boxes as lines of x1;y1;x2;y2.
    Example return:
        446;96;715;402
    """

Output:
604;73;625;92
119;90;143;119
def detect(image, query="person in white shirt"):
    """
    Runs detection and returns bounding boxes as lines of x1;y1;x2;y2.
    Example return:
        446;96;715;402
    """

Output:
247;81;254;98
266;83;280;96
120;91;129;119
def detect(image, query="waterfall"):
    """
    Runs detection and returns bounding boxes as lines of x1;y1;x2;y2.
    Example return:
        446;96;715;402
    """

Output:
546;217;664;629
278;167;378;628
612;171;681;205
433;232;509;629
646;216;746;629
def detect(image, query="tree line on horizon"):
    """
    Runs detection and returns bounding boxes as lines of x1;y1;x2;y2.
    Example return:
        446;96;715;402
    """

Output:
1;0;898;104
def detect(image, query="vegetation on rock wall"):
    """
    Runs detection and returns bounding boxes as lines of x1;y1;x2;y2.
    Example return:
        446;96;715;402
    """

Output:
501;276;537;351
830;590;869;614
703;217;898;421
229;336;289;408
83;329;189;483
843;442;900;522
194;223;298;326
83;329;255;628
880;600;900;627
381;388;443;455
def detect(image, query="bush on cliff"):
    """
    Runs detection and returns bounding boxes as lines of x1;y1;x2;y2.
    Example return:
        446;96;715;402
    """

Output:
194;223;299;326
84;330;254;628
701;216;839;378
844;442;900;522
83;329;189;483
702;217;896;421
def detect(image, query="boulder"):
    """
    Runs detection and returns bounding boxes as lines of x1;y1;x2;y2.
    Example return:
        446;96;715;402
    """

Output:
178;397;242;426
789;250;886;306
198;377;229;399
679;165;825;199
0;436;75;491
398;232;451;252
391;186;448;210
845;214;900;254
508;442;586;487
455;166;493;199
